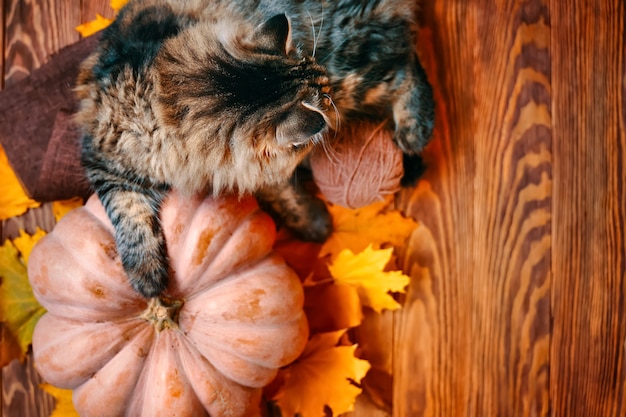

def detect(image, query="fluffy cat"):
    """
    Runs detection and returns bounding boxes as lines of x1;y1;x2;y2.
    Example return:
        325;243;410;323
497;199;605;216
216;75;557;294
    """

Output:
75;0;435;298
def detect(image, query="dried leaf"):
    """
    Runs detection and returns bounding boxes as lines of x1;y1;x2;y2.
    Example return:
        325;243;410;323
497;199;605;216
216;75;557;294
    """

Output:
273;230;324;281
320;198;417;259
0;323;22;367
0;229;47;360
41;384;80;417
13;228;47;264
52;197;84;222
273;331;370;417
110;0;129;12
304;283;363;333
75;14;113;37
0;144;40;220
328;246;410;313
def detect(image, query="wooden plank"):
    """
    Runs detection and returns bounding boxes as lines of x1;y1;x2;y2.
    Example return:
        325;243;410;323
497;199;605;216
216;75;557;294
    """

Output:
3;0;80;85
396;0;552;415
550;1;626;416
468;1;552;415
393;0;476;415
81;0;116;22
1;355;54;417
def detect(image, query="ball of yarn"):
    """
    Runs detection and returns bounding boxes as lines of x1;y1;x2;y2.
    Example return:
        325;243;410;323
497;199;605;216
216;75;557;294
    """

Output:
310;120;404;209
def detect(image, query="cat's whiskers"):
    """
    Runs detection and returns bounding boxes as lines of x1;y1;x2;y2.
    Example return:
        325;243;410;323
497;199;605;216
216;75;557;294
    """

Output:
317;35;348;65
316;5;325;57
306;2;325;59
313;95;340;166
306;11;318;58
324;93;341;134
320;133;340;166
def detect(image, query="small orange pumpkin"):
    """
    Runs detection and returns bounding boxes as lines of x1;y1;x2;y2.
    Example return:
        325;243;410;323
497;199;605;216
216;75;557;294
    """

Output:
28;190;308;417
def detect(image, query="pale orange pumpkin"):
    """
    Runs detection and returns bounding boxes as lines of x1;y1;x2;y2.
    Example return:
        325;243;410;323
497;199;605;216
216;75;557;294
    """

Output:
28;190;309;417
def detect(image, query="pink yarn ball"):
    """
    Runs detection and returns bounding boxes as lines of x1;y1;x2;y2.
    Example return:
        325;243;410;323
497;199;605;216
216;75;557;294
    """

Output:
310;120;404;209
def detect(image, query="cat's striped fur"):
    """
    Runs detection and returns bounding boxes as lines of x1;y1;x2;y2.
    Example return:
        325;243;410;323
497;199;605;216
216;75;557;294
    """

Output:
75;0;434;298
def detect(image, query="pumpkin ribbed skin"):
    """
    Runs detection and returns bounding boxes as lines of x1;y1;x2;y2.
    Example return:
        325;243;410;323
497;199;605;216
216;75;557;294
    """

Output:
28;191;308;417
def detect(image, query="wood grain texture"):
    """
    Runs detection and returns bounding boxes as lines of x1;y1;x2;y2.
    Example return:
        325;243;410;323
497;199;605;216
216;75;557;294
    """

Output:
1;355;54;417
550;1;626;416
4;0;80;85
469;1;551;416
81;0;115;22
394;0;552;415
393;0;476;415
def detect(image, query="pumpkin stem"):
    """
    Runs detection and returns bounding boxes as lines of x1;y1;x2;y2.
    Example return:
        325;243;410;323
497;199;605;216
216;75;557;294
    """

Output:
141;296;184;332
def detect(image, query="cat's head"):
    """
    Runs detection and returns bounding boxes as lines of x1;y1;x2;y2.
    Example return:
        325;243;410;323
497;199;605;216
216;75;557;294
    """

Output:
155;13;331;167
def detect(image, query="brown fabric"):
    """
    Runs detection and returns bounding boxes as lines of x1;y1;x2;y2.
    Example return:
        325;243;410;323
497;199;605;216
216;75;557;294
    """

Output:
34;109;92;201
0;34;101;201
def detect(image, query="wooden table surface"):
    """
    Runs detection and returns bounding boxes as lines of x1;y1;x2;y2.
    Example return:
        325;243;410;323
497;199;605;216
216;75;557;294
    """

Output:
1;0;625;416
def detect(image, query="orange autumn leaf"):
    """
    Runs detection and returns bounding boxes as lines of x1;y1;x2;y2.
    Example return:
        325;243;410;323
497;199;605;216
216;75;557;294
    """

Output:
75;14;113;37
273;230;324;280
52;197;84;222
76;0;128;37
320;198;417;259
273;331;370;417
303;280;363;333
110;0;129;12
328;245;410;313
0;323;21;367
13;227;47;264
0;144;40;220
40;384;80;417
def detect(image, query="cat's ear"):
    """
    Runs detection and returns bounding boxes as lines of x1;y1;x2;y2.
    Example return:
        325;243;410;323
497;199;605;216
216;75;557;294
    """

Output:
277;103;327;146
252;13;292;55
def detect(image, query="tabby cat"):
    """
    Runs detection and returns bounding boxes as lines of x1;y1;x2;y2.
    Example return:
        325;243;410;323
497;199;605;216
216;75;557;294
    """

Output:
75;0;435;298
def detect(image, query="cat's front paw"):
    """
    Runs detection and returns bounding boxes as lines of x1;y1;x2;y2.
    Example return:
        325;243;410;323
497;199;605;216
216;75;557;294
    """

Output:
121;250;169;298
393;121;434;155
392;56;435;154
285;196;333;243
256;180;333;244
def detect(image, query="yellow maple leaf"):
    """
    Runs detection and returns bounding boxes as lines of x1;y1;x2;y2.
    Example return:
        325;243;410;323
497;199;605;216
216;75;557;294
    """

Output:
110;0;129;12
320;198;417;259
76;0;127;37
75;14;113;37
273;331;371;417
52;197;84;222
12;227;47;264
41;384;80;417
0;229;47;361
0;144;40;221
328;245;410;313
